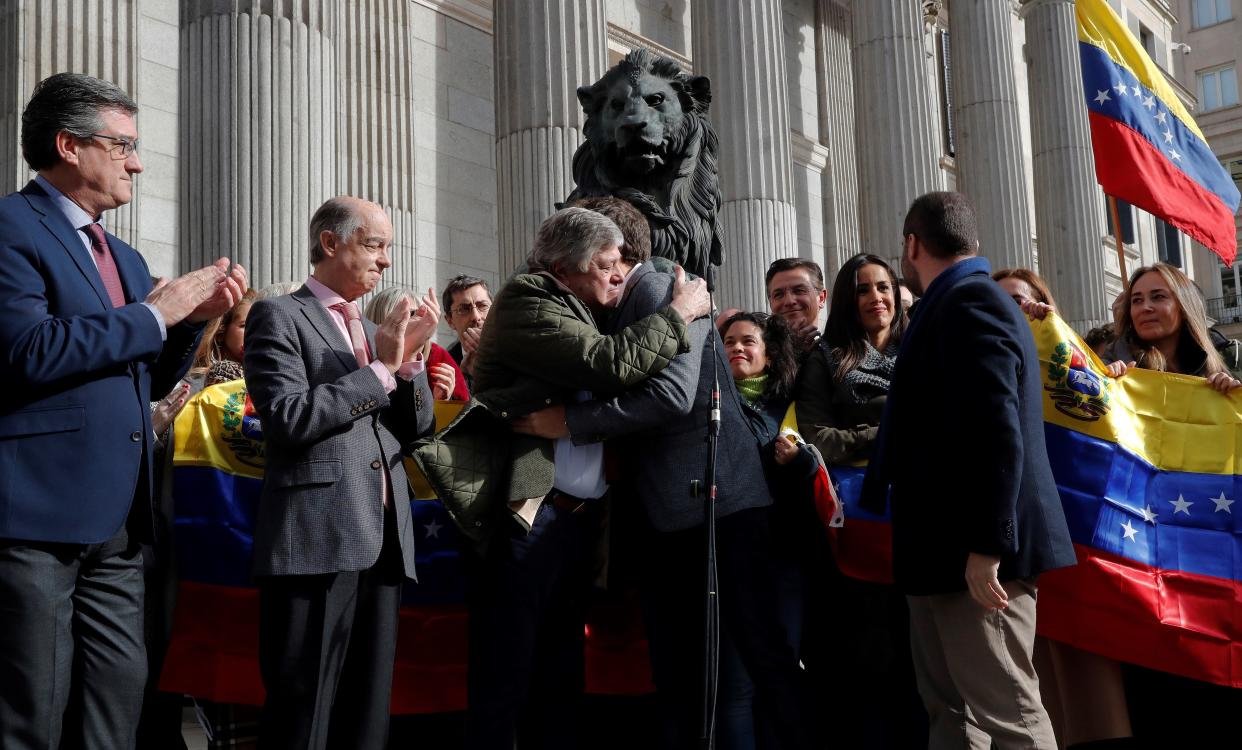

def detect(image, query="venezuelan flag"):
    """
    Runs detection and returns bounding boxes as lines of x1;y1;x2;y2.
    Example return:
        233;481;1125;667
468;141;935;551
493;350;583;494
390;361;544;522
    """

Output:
159;381;653;710
1077;0;1240;264
822;315;1242;688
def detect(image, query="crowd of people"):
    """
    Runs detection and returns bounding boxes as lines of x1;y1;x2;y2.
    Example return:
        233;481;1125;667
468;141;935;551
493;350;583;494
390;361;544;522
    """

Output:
3;71;1240;750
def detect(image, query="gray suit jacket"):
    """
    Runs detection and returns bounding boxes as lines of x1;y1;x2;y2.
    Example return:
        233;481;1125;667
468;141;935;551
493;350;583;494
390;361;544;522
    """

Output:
565;264;772;531
243;285;435;578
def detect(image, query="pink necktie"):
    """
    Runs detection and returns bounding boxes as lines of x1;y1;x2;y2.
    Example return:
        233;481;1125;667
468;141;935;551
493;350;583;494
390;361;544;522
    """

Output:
330;301;371;368
82;223;126;308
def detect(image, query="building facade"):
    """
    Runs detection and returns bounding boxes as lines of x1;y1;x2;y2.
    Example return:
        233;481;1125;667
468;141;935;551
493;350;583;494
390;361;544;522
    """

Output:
0;0;1230;338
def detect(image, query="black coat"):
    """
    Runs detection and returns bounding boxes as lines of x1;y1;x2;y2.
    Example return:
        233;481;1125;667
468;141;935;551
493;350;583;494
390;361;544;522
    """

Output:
862;263;1076;595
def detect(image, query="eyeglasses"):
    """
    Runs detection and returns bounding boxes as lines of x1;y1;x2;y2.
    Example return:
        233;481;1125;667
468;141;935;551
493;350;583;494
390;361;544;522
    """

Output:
451;300;491;317
87;133;139;158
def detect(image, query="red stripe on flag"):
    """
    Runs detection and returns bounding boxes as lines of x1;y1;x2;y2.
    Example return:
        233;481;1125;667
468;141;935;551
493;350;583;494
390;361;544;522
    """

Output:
1037;544;1242;688
829;518;894;585
1088;112;1238;265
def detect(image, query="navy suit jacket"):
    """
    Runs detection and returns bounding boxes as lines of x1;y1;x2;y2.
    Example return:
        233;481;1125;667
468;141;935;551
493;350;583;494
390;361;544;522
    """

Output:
863;267;1076;595
0;180;202;544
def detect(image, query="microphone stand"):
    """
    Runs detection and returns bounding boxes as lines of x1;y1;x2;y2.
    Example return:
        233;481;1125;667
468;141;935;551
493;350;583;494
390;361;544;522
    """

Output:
697;266;722;750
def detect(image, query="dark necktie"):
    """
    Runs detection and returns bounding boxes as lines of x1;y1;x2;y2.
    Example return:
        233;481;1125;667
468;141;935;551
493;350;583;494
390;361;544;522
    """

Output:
82;223;126;308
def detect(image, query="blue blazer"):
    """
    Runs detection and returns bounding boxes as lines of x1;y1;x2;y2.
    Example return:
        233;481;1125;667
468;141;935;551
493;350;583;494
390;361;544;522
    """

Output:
0;180;202;544
863;270;1076;595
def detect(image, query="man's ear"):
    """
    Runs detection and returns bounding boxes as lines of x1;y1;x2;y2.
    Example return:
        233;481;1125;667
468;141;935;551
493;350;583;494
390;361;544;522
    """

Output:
318;230;337;260
55;130;81;166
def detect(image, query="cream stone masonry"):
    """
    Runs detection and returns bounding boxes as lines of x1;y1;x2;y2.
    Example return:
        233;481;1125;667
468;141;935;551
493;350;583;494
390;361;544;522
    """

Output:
1023;0;1109;330
493;0;607;277
950;0;1034;270
852;0;943;271
817;0;862;279
692;0;799;311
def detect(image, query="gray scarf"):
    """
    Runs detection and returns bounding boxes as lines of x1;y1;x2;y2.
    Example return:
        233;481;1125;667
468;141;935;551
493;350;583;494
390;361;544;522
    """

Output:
838;341;897;405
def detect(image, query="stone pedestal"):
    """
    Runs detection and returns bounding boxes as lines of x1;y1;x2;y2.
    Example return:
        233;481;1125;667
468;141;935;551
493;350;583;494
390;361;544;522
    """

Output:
1022;0;1108;330
851;0;942;270
692;0;798;311
494;0;607;277
950;0;1034;270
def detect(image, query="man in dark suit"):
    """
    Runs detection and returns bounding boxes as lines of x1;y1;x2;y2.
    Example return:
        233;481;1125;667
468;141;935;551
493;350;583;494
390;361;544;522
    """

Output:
863;191;1076;748
243;196;438;750
517;198;809;749
0;73;247;750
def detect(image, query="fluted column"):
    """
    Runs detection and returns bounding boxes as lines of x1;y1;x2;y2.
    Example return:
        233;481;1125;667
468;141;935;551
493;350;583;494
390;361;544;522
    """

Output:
950;0;1033;270
816;0;862;279
851;0;942;268
1022;0;1108;330
0;0;141;244
494;0;607;277
337;0;418;290
692;0;798;311
181;1;337;289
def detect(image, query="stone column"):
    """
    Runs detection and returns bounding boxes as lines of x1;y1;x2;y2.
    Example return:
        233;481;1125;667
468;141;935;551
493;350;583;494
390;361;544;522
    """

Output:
950;0;1033;270
816;0;862;279
181;1;337;289
493;0;607;277
1022;0;1108;330
0;0;142;245
851;0;943;271
691;0;798;311
337;0;419;290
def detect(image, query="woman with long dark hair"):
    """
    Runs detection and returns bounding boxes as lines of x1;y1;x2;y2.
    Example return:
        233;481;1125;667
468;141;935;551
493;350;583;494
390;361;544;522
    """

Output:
793;253;925;747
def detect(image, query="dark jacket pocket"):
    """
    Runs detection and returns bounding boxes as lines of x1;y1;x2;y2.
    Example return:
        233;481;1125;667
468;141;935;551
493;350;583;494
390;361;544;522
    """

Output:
271;459;342;488
0;406;85;438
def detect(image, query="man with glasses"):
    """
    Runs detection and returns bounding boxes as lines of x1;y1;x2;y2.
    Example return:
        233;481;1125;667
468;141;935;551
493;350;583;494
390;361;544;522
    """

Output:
442;274;492;386
0;72;247;750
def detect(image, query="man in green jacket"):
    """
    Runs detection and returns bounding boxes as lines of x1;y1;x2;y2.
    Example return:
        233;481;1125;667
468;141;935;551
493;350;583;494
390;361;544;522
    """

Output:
417;206;708;749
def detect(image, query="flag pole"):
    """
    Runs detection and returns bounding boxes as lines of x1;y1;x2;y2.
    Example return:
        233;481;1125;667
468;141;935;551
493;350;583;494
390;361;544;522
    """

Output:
1108;195;1129;282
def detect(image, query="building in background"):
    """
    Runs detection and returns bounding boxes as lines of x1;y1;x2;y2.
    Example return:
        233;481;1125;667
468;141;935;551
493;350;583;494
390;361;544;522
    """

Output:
1171;0;1242;332
0;0;1232;338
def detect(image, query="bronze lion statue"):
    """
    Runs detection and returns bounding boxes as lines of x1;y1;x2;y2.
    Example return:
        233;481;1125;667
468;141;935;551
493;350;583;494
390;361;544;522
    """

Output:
564;48;723;281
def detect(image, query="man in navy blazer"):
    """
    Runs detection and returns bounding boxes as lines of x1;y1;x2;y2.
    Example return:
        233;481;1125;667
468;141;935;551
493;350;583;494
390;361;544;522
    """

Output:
0;73;246;750
863;192;1075;748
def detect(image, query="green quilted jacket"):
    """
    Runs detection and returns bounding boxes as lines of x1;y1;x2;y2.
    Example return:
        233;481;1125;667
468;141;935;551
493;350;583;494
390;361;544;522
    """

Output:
412;272;690;548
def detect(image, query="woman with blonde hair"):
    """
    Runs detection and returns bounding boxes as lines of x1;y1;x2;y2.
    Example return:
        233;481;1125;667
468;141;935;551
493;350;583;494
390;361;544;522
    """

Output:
993;267;1058;309
365;285;468;401
189;288;259;388
1107;262;1241;393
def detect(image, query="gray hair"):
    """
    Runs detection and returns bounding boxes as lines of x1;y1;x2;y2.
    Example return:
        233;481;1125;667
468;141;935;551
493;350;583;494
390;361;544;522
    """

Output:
527;207;623;274
308;197;365;264
22;73;139;171
363;285;414;325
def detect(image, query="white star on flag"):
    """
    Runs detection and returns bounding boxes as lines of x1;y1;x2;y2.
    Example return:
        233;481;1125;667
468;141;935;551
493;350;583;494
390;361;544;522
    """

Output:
1131;85;1143;96
424;518;443;539
1114;81;1128;95
1170;494;1193;514
1094;89;1112;105
1162;129;1173;144
1143;96;1155;109
1211;492;1234;513
1121;520;1139;542
1155;111;1168;124
1170;148;1182;161
1140;506;1158;524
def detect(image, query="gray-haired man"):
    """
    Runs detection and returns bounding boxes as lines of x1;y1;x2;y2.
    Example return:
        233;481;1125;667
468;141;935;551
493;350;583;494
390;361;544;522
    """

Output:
243;196;439;750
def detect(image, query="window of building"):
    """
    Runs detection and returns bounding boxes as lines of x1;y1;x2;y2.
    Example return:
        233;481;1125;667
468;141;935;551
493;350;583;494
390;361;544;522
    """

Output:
1197;65;1238;111
1139;25;1155;59
1104;196;1135;245
1193;0;1232;28
1155;218;1182;267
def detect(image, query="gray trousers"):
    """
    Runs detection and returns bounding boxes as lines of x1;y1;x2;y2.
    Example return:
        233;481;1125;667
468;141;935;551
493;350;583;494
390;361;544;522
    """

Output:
907;578;1057;750
0;527;147;750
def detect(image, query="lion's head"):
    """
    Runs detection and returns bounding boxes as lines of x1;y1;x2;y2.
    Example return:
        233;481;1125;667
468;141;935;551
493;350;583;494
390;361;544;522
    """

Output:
566;49;723;278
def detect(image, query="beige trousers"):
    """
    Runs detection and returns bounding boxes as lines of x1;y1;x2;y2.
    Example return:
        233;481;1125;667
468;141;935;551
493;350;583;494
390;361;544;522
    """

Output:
906;578;1058;750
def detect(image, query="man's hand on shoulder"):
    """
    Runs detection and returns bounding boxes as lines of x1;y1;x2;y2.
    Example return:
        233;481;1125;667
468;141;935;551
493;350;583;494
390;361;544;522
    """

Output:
510;405;568;439
668;265;710;323
964;552;1008;610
